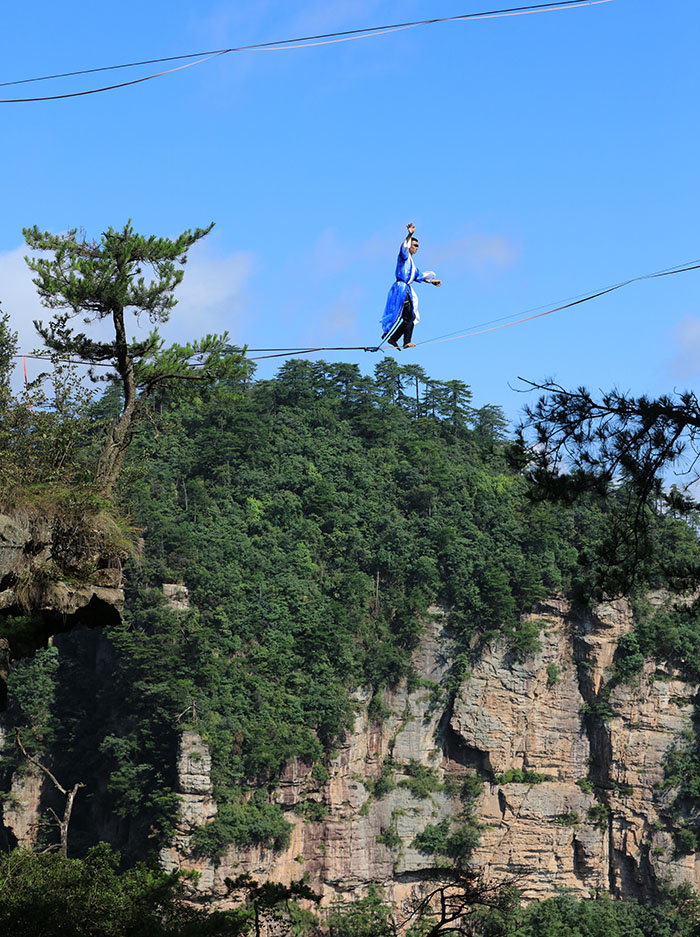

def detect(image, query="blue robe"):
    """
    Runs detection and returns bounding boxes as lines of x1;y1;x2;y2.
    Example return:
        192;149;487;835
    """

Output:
381;236;437;338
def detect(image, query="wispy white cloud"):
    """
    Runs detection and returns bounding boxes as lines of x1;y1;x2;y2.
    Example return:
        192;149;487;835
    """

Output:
431;233;520;276
301;284;366;344
190;1;270;44
162;247;255;344
184;0;393;100
277;0;386;37
308;227;396;279
193;0;386;44
0;241;255;372
309;226;520;281
668;316;700;380
0;245;45;353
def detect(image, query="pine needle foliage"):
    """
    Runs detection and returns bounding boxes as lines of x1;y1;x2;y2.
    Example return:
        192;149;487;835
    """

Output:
24;222;245;494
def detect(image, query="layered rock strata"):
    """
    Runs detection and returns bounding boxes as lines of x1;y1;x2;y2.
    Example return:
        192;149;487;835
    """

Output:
162;600;700;906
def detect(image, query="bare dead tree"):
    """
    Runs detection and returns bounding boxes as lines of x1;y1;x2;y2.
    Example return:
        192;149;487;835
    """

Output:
15;730;85;857
400;867;522;937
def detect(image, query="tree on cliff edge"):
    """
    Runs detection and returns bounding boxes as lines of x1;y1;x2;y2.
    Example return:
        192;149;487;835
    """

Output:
515;378;700;589
25;222;245;495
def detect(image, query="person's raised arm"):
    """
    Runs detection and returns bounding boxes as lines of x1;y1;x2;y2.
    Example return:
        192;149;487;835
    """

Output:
400;221;416;259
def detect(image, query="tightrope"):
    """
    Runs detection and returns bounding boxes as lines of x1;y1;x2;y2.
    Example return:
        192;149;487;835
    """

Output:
416;258;700;348
13;255;700;370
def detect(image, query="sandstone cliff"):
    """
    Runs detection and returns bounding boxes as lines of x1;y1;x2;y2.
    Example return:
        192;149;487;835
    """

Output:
2;589;697;906
159;600;699;907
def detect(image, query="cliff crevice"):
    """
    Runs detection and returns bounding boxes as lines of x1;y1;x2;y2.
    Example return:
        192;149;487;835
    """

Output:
160;599;699;906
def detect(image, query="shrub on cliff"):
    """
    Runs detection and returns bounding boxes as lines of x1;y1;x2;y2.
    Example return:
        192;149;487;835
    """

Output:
327;885;397;937
503;888;700;937
0;844;248;936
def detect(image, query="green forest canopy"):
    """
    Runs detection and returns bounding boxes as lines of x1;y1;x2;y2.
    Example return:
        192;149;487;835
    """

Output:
5;356;700;860
4;353;700;932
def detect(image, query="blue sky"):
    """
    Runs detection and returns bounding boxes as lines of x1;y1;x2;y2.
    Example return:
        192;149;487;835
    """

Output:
1;0;699;423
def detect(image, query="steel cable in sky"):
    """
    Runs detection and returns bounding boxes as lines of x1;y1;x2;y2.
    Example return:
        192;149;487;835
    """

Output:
243;257;700;358
416;258;700;349
14;255;699;365
0;0;614;103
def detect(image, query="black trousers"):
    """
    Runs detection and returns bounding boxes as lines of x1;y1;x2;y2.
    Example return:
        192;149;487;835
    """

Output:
389;293;415;346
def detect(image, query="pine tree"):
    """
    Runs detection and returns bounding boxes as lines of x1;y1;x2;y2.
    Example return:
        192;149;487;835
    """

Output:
24;222;245;494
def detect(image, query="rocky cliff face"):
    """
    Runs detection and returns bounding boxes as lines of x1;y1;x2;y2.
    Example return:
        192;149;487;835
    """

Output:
0;510;124;705
2;586;697;905
0;506;126;848
161;600;700;907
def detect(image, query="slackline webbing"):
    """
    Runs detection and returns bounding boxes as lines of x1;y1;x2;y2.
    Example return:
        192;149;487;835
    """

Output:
12;254;700;368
